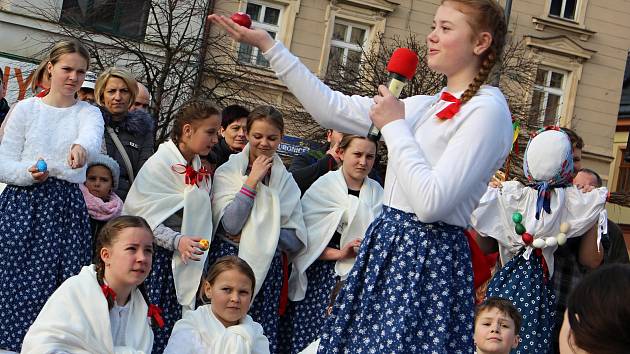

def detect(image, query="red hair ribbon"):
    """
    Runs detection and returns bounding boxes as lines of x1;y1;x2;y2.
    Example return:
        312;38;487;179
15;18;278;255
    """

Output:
148;304;165;328
171;164;210;187
436;91;461;119
100;284;117;302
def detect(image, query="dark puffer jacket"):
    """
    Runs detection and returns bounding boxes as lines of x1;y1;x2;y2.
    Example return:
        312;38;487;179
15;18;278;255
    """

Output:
100;107;155;200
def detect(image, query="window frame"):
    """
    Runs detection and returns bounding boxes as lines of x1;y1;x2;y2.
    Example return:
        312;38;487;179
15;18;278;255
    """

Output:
530;67;567;127
548;0;579;21
318;3;387;79
326;19;370;80
59;0;151;40
237;1;284;67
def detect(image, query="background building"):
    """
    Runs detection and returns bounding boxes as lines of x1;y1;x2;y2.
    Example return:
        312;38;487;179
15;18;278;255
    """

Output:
2;0;629;250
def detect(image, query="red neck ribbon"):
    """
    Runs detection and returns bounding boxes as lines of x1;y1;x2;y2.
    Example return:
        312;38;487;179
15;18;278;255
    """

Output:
100;284;117;302
148;304;165;328
171;164;210;187
436;91;461;119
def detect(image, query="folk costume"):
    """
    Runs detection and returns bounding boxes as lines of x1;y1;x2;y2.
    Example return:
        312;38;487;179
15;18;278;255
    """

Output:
261;41;513;353
471;128;607;353
0;98;103;351
210;144;306;353
123;139;213;352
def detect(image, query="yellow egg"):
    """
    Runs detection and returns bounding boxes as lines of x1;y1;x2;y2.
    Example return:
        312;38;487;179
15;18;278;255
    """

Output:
556;233;567;246
559;222;570;234
199;239;209;251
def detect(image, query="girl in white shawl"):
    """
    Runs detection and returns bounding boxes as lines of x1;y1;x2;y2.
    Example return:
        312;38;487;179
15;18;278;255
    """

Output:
164;256;270;354
22;215;157;354
123;102;221;352
285;134;383;353
210;105;306;353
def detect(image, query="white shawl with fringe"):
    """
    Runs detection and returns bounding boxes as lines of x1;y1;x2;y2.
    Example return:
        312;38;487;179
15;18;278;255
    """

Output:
289;168;383;301
21;265;153;354
470;181;608;276
163;305;270;354
123;140;213;311
212;144;307;298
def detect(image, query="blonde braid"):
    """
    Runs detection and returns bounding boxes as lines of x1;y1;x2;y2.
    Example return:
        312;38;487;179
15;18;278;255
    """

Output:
459;50;497;105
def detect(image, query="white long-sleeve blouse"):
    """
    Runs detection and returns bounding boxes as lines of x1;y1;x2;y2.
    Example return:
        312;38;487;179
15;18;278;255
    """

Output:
264;42;513;227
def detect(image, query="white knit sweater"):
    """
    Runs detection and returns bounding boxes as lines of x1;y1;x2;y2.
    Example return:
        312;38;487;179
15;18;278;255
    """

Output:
0;97;104;186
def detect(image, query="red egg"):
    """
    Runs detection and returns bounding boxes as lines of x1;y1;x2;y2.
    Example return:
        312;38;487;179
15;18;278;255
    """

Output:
521;232;533;245
231;12;252;28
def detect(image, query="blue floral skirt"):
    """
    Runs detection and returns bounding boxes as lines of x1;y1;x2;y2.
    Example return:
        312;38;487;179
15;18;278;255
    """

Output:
486;248;556;354
317;206;475;354
207;236;283;353
145;245;180;354
0;178;91;352
280;259;336;353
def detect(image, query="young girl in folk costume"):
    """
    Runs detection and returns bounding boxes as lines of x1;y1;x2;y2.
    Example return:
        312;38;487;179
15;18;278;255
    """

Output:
123;101;220;352
210;105;307;353
284;135;383;353
209;0;512;351
80;154;124;242
0;40;104;352
471;128;607;353
164;256;270;354
21;215;157;354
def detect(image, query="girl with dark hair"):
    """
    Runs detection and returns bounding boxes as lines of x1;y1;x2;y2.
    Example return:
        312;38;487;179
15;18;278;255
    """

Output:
284;135;383;352
21;215;156;353
559;264;630;354
123;101;221;352
164;256;270;353
209;0;512;351
0;39;104;351
210;105;306;352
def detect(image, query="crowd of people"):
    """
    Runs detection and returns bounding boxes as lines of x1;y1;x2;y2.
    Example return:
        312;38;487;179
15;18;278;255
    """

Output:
0;0;629;353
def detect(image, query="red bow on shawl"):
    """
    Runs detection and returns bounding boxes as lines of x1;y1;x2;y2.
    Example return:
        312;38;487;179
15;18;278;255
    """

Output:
147;304;165;328
100;284;117;302
171;164;210;187
436;91;461;119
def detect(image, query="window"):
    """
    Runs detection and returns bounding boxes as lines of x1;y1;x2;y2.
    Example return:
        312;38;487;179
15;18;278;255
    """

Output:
617;149;630;192
60;0;150;40
325;20;368;81
549;0;578;21
530;67;566;127
238;1;282;67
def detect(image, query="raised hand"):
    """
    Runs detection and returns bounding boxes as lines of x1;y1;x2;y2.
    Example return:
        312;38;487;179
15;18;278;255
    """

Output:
245;155;273;189
207;14;275;53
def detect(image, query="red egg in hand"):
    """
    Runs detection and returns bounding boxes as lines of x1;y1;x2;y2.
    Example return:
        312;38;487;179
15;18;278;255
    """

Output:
231;12;252;28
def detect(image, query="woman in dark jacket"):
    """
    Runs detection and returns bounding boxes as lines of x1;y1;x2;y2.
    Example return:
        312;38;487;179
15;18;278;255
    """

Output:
208;104;249;169
94;68;154;200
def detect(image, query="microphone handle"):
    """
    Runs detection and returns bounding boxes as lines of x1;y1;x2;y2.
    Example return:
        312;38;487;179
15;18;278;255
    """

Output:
367;72;408;142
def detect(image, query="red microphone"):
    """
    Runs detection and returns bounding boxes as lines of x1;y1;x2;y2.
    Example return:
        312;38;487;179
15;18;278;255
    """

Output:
367;48;419;142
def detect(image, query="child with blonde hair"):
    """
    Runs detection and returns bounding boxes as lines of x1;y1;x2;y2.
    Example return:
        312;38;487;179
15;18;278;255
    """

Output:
164;256;270;354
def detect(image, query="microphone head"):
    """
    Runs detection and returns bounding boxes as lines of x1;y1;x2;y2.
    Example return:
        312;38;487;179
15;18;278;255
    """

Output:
387;48;419;80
